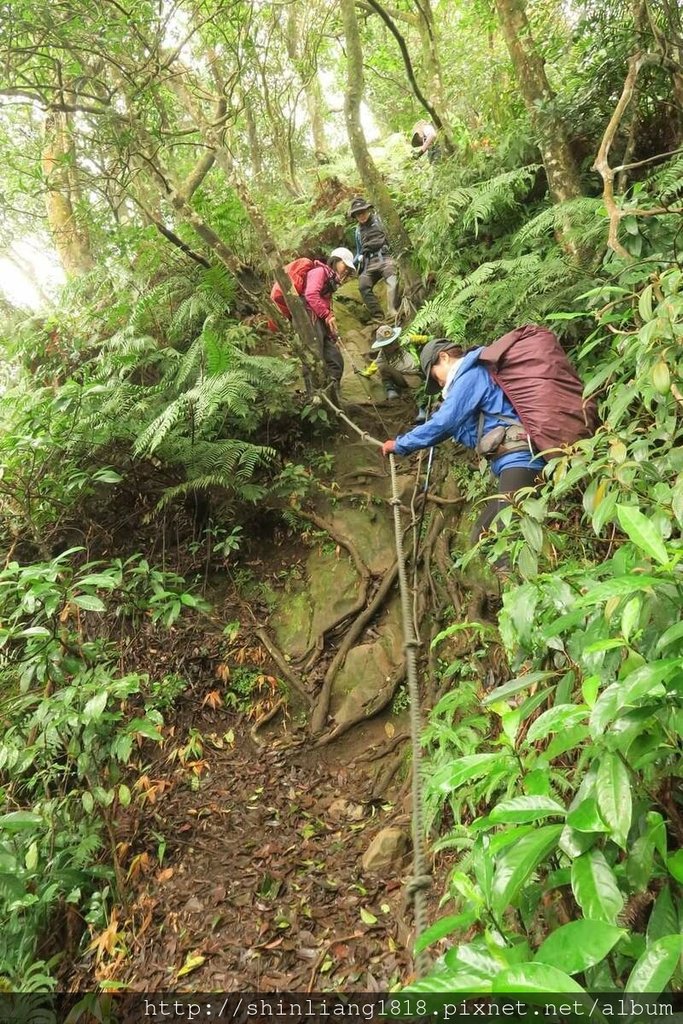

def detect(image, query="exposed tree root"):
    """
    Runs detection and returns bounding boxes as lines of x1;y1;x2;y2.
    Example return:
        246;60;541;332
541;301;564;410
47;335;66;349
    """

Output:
314;515;445;745
370;750;407;799
249;697;285;747
310;560;399;736
254;626;313;707
291;507;373;670
355;732;410;762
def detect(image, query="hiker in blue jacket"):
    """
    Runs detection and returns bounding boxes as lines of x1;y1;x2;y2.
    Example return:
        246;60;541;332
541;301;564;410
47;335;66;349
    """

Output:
381;339;545;539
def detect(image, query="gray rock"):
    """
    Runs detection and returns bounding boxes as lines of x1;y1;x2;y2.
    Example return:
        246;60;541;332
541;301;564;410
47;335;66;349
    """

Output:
362;827;410;873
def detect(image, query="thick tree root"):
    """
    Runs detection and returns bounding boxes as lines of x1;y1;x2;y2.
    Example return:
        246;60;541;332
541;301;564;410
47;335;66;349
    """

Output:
249;698;285;747
355;732;410;762
291;508;373;670
254;627;313;707
310;561;399;736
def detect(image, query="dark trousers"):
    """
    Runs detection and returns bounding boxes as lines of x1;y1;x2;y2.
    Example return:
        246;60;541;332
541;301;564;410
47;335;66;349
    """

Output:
378;365;422;391
471;467;541;543
359;255;399;318
313;319;344;383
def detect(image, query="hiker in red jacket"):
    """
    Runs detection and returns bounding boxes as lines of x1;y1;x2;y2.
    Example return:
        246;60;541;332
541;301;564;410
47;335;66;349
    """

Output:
270;247;355;387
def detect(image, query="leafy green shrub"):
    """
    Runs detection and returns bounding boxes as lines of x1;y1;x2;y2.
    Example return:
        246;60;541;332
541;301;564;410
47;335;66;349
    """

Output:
409;260;683;995
0;551;206;987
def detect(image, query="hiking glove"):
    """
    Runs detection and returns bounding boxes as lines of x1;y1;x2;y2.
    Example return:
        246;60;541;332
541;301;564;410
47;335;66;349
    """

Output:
359;361;378;377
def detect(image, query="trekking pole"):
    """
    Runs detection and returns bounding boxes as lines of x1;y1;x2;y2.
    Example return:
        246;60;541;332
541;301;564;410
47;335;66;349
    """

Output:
411;445;434;596
412;398;435;571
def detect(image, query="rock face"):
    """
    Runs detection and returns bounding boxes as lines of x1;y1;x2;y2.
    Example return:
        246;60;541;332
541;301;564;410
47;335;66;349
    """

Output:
361;827;410;873
270;547;359;660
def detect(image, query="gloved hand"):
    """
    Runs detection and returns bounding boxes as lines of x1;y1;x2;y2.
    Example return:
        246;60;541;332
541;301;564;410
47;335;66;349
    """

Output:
382;439;397;456
358;361;379;377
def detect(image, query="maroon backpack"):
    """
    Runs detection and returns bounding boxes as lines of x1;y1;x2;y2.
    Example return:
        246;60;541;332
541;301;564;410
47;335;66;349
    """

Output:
478;325;599;455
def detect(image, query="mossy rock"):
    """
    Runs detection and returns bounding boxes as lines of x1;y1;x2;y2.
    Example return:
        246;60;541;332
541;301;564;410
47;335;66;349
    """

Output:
329;597;404;728
270;547;360;660
329;506;396;574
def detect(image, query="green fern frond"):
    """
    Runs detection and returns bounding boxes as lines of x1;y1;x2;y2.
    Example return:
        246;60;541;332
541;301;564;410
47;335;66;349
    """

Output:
648;155;683;202
514;197;604;249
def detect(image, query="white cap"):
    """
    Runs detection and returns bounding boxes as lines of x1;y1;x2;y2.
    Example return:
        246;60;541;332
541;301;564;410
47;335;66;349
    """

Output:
329;247;356;271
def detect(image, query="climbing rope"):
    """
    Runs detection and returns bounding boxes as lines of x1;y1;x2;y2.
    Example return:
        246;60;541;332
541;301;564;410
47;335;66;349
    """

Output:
319;391;431;977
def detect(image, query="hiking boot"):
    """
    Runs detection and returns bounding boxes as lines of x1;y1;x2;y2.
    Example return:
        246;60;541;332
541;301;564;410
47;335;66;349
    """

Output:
385;388;400;401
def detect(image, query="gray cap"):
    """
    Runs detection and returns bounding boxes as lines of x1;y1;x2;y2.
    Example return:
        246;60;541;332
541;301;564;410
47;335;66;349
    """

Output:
420;339;458;393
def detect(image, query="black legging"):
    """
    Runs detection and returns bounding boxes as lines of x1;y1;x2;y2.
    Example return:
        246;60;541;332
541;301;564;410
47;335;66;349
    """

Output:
313;319;344;383
471;466;541;543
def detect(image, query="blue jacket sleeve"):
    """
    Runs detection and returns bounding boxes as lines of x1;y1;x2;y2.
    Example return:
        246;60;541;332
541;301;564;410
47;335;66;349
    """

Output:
354;226;362;266
393;368;487;455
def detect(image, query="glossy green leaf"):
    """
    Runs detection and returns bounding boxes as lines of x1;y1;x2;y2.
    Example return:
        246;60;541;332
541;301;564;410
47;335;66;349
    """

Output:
433;753;512;793
0;811;42;833
596;752;632;848
76;573;118;588
535;920;625;975
73;593;106;612
525;704;588;744
647;886;678;944
571;850;623;924
617;659;681;708
492;962;587;993
575;575;663;608
616;505;669;565
481;671;556;706
403;971;492;993
83;690;108;721
566;797;609;833
624;835;654;891
414;911;478;953
490;796;566;823
667;849;683;883
656;620;683;651
491;825;563;918
626;935;683;993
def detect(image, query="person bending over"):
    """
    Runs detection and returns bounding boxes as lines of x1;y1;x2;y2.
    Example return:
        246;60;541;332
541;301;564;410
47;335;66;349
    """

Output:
381;339;544;540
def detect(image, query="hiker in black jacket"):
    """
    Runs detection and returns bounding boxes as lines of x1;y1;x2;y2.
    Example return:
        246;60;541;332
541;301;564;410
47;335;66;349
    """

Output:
349;197;399;322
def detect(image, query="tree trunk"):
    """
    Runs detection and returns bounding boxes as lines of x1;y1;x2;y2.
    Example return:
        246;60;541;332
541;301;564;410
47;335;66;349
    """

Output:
41;110;93;276
305;76;328;159
415;0;449;128
340;0;424;306
243;95;264;178
494;0;583;204
209;146;325;387
285;7;328;158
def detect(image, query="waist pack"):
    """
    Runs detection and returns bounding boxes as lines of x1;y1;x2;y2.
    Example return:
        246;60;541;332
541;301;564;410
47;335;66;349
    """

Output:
476;415;532;459
478;325;599;456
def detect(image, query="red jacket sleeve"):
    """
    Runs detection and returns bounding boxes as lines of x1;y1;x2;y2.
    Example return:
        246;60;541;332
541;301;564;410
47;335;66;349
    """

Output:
304;266;332;321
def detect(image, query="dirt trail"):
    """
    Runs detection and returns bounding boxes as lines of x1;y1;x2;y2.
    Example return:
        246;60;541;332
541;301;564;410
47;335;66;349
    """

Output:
107;705;447;991
79;292;457;991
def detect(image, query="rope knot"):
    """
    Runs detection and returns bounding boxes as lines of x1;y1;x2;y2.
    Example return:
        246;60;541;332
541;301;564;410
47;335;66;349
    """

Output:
406;873;432;898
